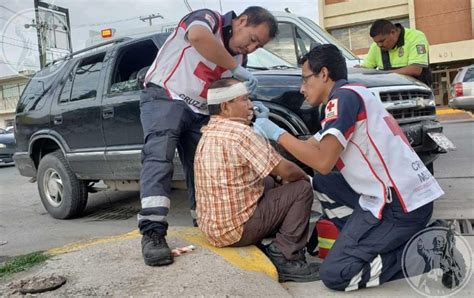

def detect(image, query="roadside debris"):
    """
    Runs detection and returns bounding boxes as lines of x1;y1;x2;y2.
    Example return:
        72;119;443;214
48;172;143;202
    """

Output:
9;275;66;294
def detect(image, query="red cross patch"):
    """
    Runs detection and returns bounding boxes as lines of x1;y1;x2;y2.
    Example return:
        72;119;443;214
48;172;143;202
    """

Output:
324;98;339;122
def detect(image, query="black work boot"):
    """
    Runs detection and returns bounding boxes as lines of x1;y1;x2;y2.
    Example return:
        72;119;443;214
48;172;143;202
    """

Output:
265;243;320;283
141;230;173;266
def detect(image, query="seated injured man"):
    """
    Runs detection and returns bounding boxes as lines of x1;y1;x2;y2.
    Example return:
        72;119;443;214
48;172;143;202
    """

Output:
194;78;320;283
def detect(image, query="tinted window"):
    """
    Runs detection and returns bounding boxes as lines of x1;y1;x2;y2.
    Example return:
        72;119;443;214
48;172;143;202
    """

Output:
70;53;105;101
264;22;298;65
464;67;474;82
295;27;319;61
59;70;74;103
16;63;65;113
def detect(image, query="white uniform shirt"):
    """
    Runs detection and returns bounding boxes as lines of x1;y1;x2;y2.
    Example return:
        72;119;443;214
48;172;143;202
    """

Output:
144;9;245;115
314;81;444;219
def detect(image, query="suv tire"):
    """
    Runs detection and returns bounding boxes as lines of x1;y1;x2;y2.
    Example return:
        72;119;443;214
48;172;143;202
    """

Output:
37;150;88;219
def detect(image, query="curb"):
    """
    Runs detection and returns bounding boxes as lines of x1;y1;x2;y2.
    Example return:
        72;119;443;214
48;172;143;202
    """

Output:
46;227;278;281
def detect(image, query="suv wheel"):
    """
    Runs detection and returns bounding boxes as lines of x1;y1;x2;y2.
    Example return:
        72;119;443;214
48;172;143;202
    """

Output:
37;150;88;219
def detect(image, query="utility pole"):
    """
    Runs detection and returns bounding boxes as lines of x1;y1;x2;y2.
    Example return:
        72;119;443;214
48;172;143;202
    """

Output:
25;0;72;69
140;13;164;26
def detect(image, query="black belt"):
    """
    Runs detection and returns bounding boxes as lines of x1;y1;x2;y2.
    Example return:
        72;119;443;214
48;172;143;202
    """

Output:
146;82;164;89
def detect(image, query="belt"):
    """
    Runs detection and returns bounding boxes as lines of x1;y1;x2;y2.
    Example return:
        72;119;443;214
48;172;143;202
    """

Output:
146;82;164;89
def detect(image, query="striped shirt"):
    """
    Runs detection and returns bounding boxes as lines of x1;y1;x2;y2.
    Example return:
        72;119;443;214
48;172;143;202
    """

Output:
195;116;282;246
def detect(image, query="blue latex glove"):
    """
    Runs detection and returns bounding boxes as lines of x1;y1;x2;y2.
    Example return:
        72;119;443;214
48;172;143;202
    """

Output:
253;118;286;141
252;102;269;119
231;65;258;93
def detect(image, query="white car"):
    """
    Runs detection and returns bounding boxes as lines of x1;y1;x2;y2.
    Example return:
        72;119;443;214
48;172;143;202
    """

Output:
449;64;474;112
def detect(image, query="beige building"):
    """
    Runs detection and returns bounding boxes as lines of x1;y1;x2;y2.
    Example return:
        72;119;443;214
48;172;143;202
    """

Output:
319;0;474;105
0;72;32;128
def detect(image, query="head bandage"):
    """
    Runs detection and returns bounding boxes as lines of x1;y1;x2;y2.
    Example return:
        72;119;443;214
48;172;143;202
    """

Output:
207;82;249;105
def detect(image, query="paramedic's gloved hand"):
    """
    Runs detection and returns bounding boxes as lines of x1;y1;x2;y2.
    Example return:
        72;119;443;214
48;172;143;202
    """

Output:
252;102;269;119
253;118;286;141
231;65;258;93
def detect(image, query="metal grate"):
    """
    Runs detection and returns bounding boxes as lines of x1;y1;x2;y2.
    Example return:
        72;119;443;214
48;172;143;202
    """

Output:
379;90;432;102
86;206;140;221
390;107;435;120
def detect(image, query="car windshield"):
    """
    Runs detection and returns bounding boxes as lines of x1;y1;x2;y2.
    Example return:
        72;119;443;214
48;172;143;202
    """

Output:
298;16;359;61
0;128;6;134
247;48;297;70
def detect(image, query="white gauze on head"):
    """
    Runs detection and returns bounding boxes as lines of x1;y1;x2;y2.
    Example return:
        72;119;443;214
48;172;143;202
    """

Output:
207;82;249;105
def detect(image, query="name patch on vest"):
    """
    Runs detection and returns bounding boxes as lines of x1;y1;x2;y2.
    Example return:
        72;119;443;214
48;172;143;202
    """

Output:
325;98;339;122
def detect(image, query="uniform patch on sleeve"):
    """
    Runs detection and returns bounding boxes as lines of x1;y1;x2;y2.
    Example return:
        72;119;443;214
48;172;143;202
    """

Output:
324;98;339;122
416;44;426;54
204;13;216;29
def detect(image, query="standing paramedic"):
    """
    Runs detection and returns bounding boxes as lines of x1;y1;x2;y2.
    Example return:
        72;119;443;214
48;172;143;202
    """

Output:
253;44;445;290
138;7;278;267
361;19;432;86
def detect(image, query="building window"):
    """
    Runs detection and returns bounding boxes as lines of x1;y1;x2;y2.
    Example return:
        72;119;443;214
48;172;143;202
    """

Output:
2;84;20;99
329;17;409;53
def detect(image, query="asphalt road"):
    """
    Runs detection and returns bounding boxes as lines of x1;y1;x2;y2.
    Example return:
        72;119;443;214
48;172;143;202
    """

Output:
0;121;473;257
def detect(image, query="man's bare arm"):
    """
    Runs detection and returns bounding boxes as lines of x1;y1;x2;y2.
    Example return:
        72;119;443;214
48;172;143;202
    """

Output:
270;159;309;183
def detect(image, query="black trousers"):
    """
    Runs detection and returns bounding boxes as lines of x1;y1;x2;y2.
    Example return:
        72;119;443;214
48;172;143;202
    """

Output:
313;172;433;291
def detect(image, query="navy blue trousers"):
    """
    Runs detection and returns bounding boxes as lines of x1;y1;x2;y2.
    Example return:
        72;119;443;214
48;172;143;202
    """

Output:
138;86;208;235
313;172;433;291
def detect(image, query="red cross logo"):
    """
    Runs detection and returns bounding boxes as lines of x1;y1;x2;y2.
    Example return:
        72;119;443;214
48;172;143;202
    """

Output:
193;62;227;98
326;100;336;112
383;115;413;151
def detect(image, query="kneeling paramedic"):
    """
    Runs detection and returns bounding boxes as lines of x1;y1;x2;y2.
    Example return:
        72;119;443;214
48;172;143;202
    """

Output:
253;44;445;290
194;78;320;283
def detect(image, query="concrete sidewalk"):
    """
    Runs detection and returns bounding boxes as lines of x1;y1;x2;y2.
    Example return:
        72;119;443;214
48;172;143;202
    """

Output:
1;226;472;296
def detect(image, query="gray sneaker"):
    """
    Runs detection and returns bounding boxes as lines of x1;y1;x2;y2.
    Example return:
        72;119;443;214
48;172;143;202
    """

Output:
141;230;173;266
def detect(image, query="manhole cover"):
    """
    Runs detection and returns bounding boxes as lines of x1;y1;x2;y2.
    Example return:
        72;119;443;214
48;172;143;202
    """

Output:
86;206;140;221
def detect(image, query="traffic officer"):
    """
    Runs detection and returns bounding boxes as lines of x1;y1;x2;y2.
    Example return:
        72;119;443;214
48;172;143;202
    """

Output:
138;7;278;267
361;19;432;86
253;44;445;290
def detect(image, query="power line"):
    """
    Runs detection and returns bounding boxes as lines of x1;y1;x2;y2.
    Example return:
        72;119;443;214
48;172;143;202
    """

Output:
1;40;38;51
2;35;39;46
0;5;31;20
73;16;142;28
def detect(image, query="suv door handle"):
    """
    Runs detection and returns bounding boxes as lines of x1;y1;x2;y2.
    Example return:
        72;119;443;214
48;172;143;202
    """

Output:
102;108;114;119
53;115;63;125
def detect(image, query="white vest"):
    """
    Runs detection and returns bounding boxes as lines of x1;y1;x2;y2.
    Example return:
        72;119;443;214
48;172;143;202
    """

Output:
337;85;444;219
144;12;244;115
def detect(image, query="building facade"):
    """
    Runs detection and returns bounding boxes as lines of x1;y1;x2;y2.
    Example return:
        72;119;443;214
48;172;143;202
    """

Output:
319;0;474;105
0;72;32;128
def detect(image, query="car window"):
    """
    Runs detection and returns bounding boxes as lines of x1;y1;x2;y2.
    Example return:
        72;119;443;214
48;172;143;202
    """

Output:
108;39;158;95
463;67;474;82
295;27;320;62
16;63;65;113
247;48;295;70
69;53;105;102
264;22;298;65
298;16;358;60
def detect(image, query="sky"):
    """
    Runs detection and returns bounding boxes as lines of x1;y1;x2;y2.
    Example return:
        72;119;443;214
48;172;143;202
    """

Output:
0;0;319;77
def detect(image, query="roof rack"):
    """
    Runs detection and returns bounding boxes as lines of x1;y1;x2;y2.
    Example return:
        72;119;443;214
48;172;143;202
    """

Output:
45;37;132;68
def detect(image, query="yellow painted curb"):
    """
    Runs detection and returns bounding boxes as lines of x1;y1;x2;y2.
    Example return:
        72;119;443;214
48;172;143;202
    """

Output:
46;227;278;281
169;227;278;281
47;230;140;255
436;108;472;116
